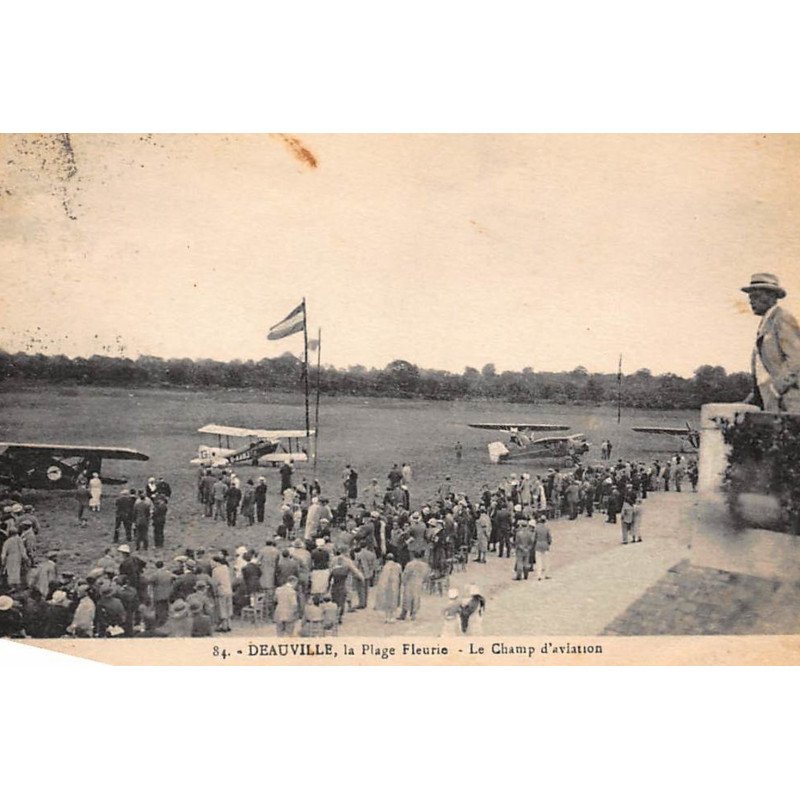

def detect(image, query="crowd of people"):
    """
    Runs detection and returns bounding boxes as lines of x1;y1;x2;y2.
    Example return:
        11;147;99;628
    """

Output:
0;451;696;639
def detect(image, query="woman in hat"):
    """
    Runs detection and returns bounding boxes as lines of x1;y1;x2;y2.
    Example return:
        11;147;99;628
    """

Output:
310;539;331;601
475;506;490;563
373;552;402;623
68;584;95;637
1;525;29;589
89;472;103;512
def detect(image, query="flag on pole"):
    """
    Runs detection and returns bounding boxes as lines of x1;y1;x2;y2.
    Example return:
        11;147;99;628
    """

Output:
267;302;305;340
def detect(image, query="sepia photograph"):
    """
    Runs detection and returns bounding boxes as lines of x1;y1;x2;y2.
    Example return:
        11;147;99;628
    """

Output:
1;133;799;665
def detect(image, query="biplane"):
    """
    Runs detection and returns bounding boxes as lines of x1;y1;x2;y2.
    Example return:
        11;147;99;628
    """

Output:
190;424;315;468
0;442;149;490
467;422;590;465
631;422;700;452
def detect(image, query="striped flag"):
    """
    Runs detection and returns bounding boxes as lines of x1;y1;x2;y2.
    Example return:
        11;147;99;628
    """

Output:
267;302;305;340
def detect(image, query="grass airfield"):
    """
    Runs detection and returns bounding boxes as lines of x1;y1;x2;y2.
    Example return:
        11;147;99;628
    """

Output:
0;383;698;580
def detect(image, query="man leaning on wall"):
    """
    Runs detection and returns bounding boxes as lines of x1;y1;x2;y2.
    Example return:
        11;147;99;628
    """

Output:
741;273;800;414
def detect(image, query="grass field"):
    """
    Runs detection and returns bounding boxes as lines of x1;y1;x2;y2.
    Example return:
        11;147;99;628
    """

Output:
0;384;699;576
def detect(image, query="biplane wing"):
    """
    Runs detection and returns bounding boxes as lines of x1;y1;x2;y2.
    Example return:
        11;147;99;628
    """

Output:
0;442;149;490
632;422;699;450
467;422;570;432
532;433;586;445
0;443;149;461
631;427;691;437
197;424;315;439
194;424;314;467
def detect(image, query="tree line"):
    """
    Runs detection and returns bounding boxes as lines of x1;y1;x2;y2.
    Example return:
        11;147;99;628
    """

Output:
0;350;751;410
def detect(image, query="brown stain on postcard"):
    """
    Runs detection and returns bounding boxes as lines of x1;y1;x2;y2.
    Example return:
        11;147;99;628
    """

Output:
275;134;318;169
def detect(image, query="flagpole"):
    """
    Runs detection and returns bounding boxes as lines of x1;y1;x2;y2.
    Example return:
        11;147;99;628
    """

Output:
313;327;322;474
302;298;310;442
617;354;623;425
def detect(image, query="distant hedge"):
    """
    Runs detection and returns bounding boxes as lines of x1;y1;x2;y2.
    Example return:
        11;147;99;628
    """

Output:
0;350;751;410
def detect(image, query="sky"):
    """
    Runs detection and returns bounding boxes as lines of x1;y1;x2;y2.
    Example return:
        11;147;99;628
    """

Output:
1;133;799;378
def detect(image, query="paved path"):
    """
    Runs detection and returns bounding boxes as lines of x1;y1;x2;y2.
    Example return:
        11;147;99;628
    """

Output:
234;491;694;638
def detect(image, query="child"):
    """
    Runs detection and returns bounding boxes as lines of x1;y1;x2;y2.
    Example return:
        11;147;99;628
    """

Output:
320;593;339;634
441;588;461;636
300;595;324;637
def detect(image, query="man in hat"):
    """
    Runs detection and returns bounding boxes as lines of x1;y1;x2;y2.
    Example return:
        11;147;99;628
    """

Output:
514;518;535;580
76;481;91;527
30;551;58;598
132;491;151;550
0;595;24;637
114;489;136;543
148;560;175;627
188;596;213;637
19;505;39;536
117;544;145;599
254;476;268;523
533;514;552;581
151;492;169;548
741;273;800;413
211;555;234;632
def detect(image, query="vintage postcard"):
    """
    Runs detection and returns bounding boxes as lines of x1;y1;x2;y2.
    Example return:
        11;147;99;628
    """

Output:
1;133;799;665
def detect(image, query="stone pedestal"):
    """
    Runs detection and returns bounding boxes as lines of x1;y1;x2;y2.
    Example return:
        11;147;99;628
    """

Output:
697;402;758;495
689;494;800;582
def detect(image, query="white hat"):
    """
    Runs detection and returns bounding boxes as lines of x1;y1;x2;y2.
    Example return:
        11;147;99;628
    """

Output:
10;503;23;514
235;546;248;556
0;596;13;611
49;590;69;607
315;538;325;547
117;544;131;554
447;588;459;599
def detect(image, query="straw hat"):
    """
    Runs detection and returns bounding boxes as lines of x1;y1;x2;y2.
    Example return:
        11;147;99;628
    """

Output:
49;590;70;607
0;596;13;611
170;599;189;619
740;273;786;297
